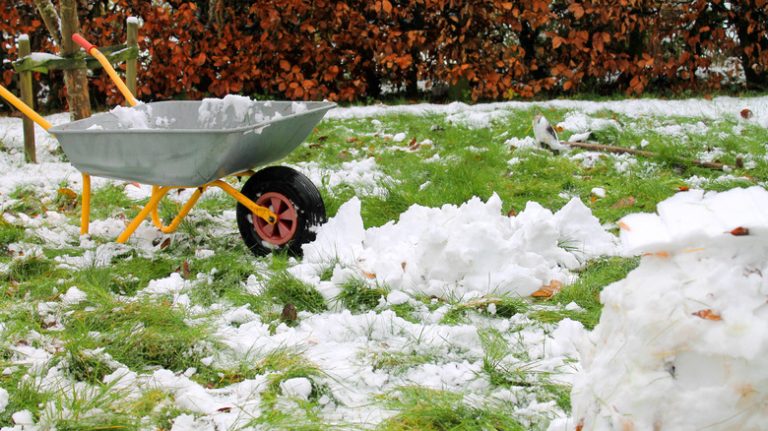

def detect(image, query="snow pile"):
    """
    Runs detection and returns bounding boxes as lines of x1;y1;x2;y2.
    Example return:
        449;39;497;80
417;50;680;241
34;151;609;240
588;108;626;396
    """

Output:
198;95;278;127
570;187;768;431
110;104;153;129
293;194;618;300
198;94;258;127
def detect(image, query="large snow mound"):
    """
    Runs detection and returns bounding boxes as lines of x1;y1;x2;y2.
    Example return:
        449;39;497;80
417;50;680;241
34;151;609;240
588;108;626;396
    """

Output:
570;186;768;431
292;194;618;300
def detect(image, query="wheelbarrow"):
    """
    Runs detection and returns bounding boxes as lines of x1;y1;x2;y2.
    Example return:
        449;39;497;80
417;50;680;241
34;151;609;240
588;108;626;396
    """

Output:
0;34;335;257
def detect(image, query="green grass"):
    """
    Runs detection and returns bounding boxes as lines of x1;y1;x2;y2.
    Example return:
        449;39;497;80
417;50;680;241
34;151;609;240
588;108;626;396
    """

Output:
61;298;213;372
378;387;525;431
336;277;388;313
1;99;767;430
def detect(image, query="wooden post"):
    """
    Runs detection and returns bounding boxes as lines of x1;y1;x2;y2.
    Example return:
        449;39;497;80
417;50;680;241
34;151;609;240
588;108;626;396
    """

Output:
18;35;36;164
126;17;138;97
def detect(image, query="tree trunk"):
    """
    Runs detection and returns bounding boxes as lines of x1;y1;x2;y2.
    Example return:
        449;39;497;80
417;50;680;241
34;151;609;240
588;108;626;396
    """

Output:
59;0;91;120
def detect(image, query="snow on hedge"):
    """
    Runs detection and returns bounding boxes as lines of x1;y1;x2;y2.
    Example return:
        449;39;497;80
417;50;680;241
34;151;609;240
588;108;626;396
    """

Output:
559;187;768;431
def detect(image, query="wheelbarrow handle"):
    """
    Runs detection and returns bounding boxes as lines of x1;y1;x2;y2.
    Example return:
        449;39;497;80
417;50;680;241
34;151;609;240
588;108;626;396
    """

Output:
72;33;96;53
71;33;138;107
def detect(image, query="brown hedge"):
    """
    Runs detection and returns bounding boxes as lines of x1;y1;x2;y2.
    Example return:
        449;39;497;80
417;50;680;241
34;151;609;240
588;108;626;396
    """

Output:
1;0;766;109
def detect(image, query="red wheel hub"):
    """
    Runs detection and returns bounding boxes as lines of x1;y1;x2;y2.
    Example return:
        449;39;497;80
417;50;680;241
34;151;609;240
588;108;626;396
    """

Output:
252;192;298;246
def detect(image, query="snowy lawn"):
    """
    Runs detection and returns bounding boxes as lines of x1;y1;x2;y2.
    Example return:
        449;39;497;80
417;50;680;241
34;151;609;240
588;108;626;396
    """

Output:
0;96;767;430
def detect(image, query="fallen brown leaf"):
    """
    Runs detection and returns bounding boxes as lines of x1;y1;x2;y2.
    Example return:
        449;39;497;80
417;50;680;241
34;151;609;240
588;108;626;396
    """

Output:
531;280;562;298
611;196;636;209
642;251;670;258
57;187;78;200
730;226;749;236
692;309;722;321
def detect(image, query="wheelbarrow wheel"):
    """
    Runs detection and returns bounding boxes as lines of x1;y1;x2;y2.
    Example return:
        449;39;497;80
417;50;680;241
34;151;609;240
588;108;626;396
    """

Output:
236;166;326;257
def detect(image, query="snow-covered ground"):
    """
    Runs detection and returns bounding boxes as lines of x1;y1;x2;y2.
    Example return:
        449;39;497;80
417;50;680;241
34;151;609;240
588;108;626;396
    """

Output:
1;95;768;430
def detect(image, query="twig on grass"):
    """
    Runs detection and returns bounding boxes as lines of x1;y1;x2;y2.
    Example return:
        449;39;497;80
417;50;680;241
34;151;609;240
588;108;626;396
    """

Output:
564;141;726;170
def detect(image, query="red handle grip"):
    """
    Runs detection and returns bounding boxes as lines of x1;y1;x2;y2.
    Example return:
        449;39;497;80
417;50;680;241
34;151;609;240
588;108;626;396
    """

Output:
71;33;95;53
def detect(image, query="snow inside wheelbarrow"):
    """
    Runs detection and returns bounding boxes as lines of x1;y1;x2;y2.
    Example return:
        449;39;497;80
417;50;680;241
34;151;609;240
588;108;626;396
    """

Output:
48;100;336;186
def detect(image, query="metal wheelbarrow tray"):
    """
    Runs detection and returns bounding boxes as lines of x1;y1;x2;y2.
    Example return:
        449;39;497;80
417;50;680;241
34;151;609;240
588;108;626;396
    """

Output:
49;100;336;187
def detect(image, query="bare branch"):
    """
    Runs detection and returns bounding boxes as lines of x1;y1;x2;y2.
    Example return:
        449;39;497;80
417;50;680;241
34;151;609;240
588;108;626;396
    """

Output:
32;0;61;47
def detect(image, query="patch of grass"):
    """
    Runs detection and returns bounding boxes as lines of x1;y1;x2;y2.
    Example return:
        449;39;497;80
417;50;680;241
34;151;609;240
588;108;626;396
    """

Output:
62;299;213;372
440;296;529;325
0;220;25;251
7;185;46;216
378;386;524;431
262;271;327;314
533;256;640;329
479;328;536;388
60;347;114;385
186;249;256;306
335;277;387;313
253;348;334;422
3;256;52;284
370;351;436;375
88;184;135;220
0;377;49;427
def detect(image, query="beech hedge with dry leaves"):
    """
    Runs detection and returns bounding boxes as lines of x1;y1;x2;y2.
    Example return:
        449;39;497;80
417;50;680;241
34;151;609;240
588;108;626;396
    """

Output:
1;0;766;109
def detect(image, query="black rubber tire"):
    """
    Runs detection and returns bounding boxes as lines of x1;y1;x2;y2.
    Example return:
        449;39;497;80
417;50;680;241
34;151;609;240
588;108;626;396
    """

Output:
236;166;326;257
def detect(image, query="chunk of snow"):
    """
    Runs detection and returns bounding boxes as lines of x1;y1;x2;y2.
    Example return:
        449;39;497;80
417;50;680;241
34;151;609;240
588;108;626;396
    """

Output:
0;387;8;413
569;131;591;142
280;377;313;400
572;186;768;430
392;132;407;142
12;410;35;425
60;286;87;305
386;290;409;305
590;187;606;198
110;104;152;129
505;136;538;149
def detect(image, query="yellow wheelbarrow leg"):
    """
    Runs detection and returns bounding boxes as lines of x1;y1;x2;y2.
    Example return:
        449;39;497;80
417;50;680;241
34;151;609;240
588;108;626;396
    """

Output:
80;173;91;235
150;186;206;234
211;180;278;224
117;186;171;243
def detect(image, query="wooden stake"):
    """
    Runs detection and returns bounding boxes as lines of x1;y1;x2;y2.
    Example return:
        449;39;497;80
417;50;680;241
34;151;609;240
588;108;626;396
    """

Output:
126;18;138;97
18;35;36;164
564;141;725;170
